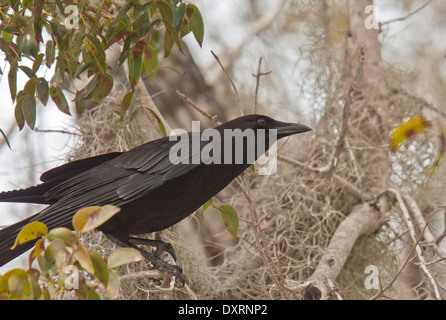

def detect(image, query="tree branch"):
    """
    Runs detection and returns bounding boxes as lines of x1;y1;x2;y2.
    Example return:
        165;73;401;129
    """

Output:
381;189;442;299
304;203;381;299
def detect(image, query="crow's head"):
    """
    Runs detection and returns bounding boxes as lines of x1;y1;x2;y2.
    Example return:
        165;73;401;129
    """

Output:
212;114;312;166
219;114;312;139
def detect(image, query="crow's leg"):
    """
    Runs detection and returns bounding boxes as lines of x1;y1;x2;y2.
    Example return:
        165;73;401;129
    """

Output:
106;235;184;285
128;237;177;261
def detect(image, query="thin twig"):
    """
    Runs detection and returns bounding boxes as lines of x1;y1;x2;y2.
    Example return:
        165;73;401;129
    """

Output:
370;223;428;300
252;57;272;114
34;128;80;136
243;170;292;300
390;88;446;120
382;189;441;299
318;47;364;175
380;0;433;27
278;155;369;202
175;90;221;125
210;50;242;116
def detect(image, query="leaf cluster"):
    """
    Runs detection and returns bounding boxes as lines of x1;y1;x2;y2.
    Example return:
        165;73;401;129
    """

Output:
0;0;204;131
0;205;143;300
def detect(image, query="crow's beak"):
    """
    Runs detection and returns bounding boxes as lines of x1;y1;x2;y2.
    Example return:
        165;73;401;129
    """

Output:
275;121;313;138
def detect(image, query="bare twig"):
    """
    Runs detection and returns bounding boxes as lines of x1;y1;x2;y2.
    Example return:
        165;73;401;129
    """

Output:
252;57;272;114
175;90;221;125
382;189;441;299
278;155;369;202
35;128;80;136
208;0;286;84
390;88;446;120
210;50;242;116
370;224;428;300
379;0;433;27
402;195;446;262
243;170;292;300
318;48;364;175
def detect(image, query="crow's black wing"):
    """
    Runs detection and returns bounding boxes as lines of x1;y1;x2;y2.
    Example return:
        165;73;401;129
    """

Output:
0;152;123;204
32;135;205;227
40;152;123;183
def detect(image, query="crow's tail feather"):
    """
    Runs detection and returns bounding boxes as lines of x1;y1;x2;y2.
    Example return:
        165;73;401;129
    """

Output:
0;215;38;268
0;184;52;204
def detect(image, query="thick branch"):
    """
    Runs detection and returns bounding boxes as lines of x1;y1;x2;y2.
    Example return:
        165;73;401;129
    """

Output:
304;203;381;299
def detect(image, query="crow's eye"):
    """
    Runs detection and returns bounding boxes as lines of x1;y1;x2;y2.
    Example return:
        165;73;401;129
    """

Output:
257;118;267;127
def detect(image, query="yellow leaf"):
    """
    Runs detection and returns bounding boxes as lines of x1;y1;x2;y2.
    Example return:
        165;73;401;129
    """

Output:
72;205;120;232
391;117;430;152
11;221;48;250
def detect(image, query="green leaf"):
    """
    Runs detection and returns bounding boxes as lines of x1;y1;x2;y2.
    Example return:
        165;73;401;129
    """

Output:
163;19;182;57
14;96;25;131
107;248;143;269
74;60;96;78
120;89;139;122
45;40;56;68
202;198;213;213
92;73;113;103
156;1;174;25
8;64;17;102
11;221;48;250
175;3;186;30
0;128;11;150
19;66;34;78
43;239;67;272
72;205;121;233
54;0;64;13
75;74;99;101
219;204;239;240
142;44;159;81
86;288;101;300
75;99;86;114
72;240;94;274
201;198;213;222
46;227;78;246
90;249;109;288
107;3;133;39
23;77;37;96
27;269;42;299
186;4;204;47
22;96;37;130
36;78;49;106
104;270;121;300
146;108;167;137
32;53;44;74
49;85;70;115
86;34;105;56
128;46;143;90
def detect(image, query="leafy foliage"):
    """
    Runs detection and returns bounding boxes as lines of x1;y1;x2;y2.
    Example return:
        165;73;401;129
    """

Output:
0;205;142;300
202;198;239;240
0;0;204;130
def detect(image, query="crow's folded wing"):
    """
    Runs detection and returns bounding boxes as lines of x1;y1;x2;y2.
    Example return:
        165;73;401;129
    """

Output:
44;134;207;203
